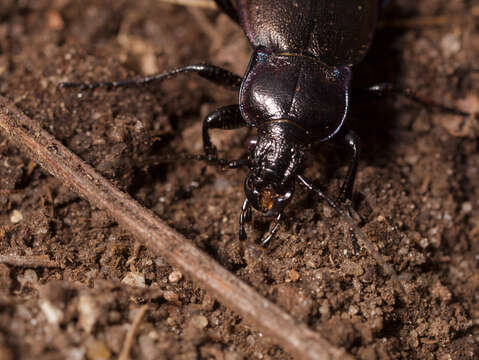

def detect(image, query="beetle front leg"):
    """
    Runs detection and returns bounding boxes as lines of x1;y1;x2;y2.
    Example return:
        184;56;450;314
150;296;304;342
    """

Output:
203;104;247;159
239;199;252;240
334;129;360;203
261;212;282;246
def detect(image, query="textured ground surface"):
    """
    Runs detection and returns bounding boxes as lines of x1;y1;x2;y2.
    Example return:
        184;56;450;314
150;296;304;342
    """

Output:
0;0;478;359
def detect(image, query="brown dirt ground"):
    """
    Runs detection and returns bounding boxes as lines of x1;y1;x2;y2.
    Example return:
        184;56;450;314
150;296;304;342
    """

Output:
0;0;479;359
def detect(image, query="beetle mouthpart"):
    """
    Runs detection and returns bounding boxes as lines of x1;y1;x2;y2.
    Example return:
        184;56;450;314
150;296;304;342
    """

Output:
260;188;275;212
263;190;293;217
244;173;293;216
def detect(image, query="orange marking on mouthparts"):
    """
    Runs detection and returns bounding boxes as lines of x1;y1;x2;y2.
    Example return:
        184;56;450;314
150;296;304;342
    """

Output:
260;189;275;211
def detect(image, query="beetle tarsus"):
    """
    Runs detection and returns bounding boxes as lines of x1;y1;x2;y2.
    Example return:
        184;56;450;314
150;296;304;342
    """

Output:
336;129;360;203
239;199;251;240
261;213;282;246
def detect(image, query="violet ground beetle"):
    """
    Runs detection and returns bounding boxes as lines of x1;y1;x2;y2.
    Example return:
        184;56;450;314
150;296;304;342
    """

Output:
60;0;473;248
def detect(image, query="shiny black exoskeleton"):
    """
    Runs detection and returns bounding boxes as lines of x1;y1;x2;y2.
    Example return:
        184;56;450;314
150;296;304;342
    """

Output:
218;0;379;243
60;0;387;244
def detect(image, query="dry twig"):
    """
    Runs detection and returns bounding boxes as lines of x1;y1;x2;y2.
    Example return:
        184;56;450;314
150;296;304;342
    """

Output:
118;305;148;360
0;97;353;360
158;0;216;9
0;254;58;268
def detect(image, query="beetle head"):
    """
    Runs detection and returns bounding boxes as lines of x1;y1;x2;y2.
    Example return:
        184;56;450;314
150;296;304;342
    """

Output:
244;171;294;217
244;122;305;217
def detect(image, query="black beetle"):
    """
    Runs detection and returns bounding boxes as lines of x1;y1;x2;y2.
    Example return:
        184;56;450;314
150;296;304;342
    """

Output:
60;0;468;245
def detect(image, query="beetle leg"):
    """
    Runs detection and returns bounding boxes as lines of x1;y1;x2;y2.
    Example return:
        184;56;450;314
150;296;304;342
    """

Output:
261;213;282;246
203;104;247;159
239;199;251;240
59;64;242;91
213;0;239;24
238;200;282;245
352;83;472;118
298;174;407;297
334;129;360;203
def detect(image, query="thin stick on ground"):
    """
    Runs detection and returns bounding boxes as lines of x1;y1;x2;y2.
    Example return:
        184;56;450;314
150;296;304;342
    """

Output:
157;0;216;9
0;255;59;268
0;97;353;360
118;305;148;360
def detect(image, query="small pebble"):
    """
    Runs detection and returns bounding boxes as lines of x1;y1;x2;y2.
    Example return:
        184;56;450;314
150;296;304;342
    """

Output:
46;10;64;30
341;259;364;276
122;272;146;288
349;304;359;316
462;202;472;214
86;340;111;360
168;271;183;283
40;300;64;325
9;210;23;224
163;290;179;302
65;347;85;360
78;295;100;333
441;33;461;57
285;269;300;282
190;315;208;329
23;269;38;283
419;238;429;249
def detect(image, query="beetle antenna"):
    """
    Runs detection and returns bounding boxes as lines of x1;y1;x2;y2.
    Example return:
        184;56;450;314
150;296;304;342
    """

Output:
356;83;479;120
156;152;210;163
297;174;408;301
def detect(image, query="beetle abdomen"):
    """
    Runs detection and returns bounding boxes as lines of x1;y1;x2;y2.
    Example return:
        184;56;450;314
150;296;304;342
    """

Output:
237;0;378;66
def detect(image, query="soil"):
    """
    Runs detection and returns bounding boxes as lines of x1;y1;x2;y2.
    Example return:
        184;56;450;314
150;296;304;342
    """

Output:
0;0;478;359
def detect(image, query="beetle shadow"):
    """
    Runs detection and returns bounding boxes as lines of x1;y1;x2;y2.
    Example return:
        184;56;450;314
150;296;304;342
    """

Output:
349;25;407;170
348;1;427;171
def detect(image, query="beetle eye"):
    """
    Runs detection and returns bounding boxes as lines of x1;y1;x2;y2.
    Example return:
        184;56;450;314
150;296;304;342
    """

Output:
247;174;255;189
